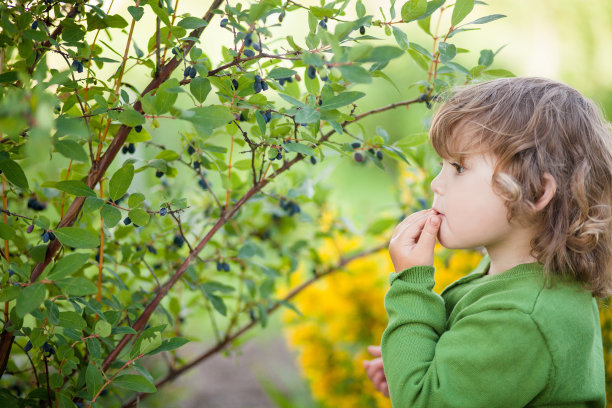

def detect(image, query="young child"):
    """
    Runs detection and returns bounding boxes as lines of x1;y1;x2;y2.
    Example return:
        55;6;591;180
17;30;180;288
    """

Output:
363;77;612;407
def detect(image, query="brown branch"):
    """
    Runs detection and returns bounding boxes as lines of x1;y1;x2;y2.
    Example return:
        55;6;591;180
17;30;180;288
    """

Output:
121;242;387;407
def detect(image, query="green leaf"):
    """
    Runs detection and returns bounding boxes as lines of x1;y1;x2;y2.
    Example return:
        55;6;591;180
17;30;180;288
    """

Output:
401;0;428;23
147;337;190;355
279;94;306;108
86;363;105;398
182;106;235;136
320;91;365;111
84;197;105;213
478;49;494;66
284;142;315;156
451;0;475;26
101;204;122;228
113;375;156;393
53;180;97;197
267;67;297;80
15;284;46;318
147;2;171;26
463;14;506;26
338;65;372;83
104;14;129;28
128;193;145;208
177;17;208;29
0;159;29;190
392;27;410;50
237;242;264;259
482;69;516;78
409;42;433;59
438;42;457;64
128;6;144;21
94;320;112;338
55;277;97;296
55;139;89;162
0;223;15;240
0;71;18;84
128;209;150;226
362;46;404;63
48;252;90;280
444;61;471;76
0;286;20;302
118;108;145;127
189;77;212;103
59;311;87;329
54;227;100;249
294;107;320;124
109;163;134;201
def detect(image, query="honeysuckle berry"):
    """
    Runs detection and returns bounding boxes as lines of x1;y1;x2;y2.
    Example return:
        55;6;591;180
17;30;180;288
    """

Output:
310;156;317;164
48;232;55;241
173;234;184;247
360;26;365;35
27;225;34;234
41;231;50;243
27;198;46;211
368;148;375;154
318;98;322;106
232;79;239;90
135;125;142;133
275;152;282;160
239;111;247;121
189;67;196;78
123;217;131;225
155;170;163;178
351;142;361;149
243;49;255;58
24;341;32;353
307;65;316;79
354;152;364;162
198;179;208;190
253;43;261;51
8;269;14;276
261;81;268;91
71;60;83;73
122;146;128;154
187;145;195;155
319;20;327;29
254;74;262;83
42;342;54;355
244;32;253;47
147;245;157;254
249;309;256;322
159;207;168;216
320;75;328;82
376;150;383;160
216;261;223;271
220;18;228;27
183;66;190;77
31;20;38;30
128;143;135;153
223;262;230;272
193;161;200;169
253;81;262;93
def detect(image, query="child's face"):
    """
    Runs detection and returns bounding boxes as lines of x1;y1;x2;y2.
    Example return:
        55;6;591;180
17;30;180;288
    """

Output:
430;151;516;251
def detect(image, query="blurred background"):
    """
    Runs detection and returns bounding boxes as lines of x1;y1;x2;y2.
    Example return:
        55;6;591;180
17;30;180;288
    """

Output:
80;0;612;406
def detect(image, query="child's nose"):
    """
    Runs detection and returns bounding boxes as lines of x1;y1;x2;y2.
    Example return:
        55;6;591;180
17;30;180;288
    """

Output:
430;173;443;195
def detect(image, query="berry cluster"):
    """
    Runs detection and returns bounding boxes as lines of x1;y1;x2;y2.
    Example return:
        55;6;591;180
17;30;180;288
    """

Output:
350;142;384;162
27;197;46;211
183;66;197;79
121;143;136;154
71;59;83;73
259;110;272;123
41;230;55;243
319;17;328;30
216;261;230;272
253;74;268;93
280;197;300;216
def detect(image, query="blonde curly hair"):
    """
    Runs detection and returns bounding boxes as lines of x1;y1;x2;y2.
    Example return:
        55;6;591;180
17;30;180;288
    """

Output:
429;77;612;297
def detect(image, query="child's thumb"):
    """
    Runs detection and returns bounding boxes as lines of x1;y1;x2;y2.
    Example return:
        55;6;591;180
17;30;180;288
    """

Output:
367;345;381;356
417;214;439;249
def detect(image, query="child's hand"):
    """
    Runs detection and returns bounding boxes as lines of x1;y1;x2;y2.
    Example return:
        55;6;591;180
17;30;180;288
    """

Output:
362;345;389;397
389;208;440;272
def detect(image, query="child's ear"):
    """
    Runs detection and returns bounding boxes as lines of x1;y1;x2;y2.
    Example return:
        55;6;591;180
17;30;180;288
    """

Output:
534;173;557;212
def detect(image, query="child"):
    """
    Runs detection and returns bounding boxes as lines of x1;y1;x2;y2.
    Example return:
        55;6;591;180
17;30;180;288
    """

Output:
363;77;612;407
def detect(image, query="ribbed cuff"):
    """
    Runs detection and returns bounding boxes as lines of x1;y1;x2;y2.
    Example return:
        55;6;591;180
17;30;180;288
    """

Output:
389;265;435;285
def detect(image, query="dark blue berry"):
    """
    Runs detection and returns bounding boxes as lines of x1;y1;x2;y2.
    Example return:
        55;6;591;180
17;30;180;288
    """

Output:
253;43;261;51
41;231;50;243
48;232;55;241
232;79;239;90
216;261;223;271
135;125;142;133
310;156;317;164
253;81;262;93
320;75;328;82
278;78;285;86
187;146;195;155
249;309;256;322
123;217;131;225
243;49;254;58
319;20;327;29
198;179;208;190
24;341;32;353
193;161;200;169
31;20;38;30
359;26;365;35
261;81;268;91
220;18;228;28
351;142;361;149
42;342;54;355
354;152;363;162
275;152;282;160
376;150;383;160
122;146;128;154
100;389;109;396
307;65;316;79
265;110;271;122
173;235;184;247
223;262;230;272
368;148;375;154
155;170;164;178
128;143;135;154
183;66;190;77
189;67;196;78
254;74;262;83
159;207;168;216
244;32;253;47
8;269;14;277
318;98;322;106
147;245;157;254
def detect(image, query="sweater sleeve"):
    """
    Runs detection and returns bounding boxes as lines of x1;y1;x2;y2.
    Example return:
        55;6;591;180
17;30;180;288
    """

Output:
381;265;551;408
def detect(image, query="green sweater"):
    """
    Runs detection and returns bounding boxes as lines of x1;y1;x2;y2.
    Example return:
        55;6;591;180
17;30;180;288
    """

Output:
381;254;606;407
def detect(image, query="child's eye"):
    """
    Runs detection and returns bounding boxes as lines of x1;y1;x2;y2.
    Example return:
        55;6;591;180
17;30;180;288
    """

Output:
450;162;465;174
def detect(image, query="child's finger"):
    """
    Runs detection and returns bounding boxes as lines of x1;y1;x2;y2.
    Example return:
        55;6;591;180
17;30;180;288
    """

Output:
391;210;432;240
367;345;381;356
